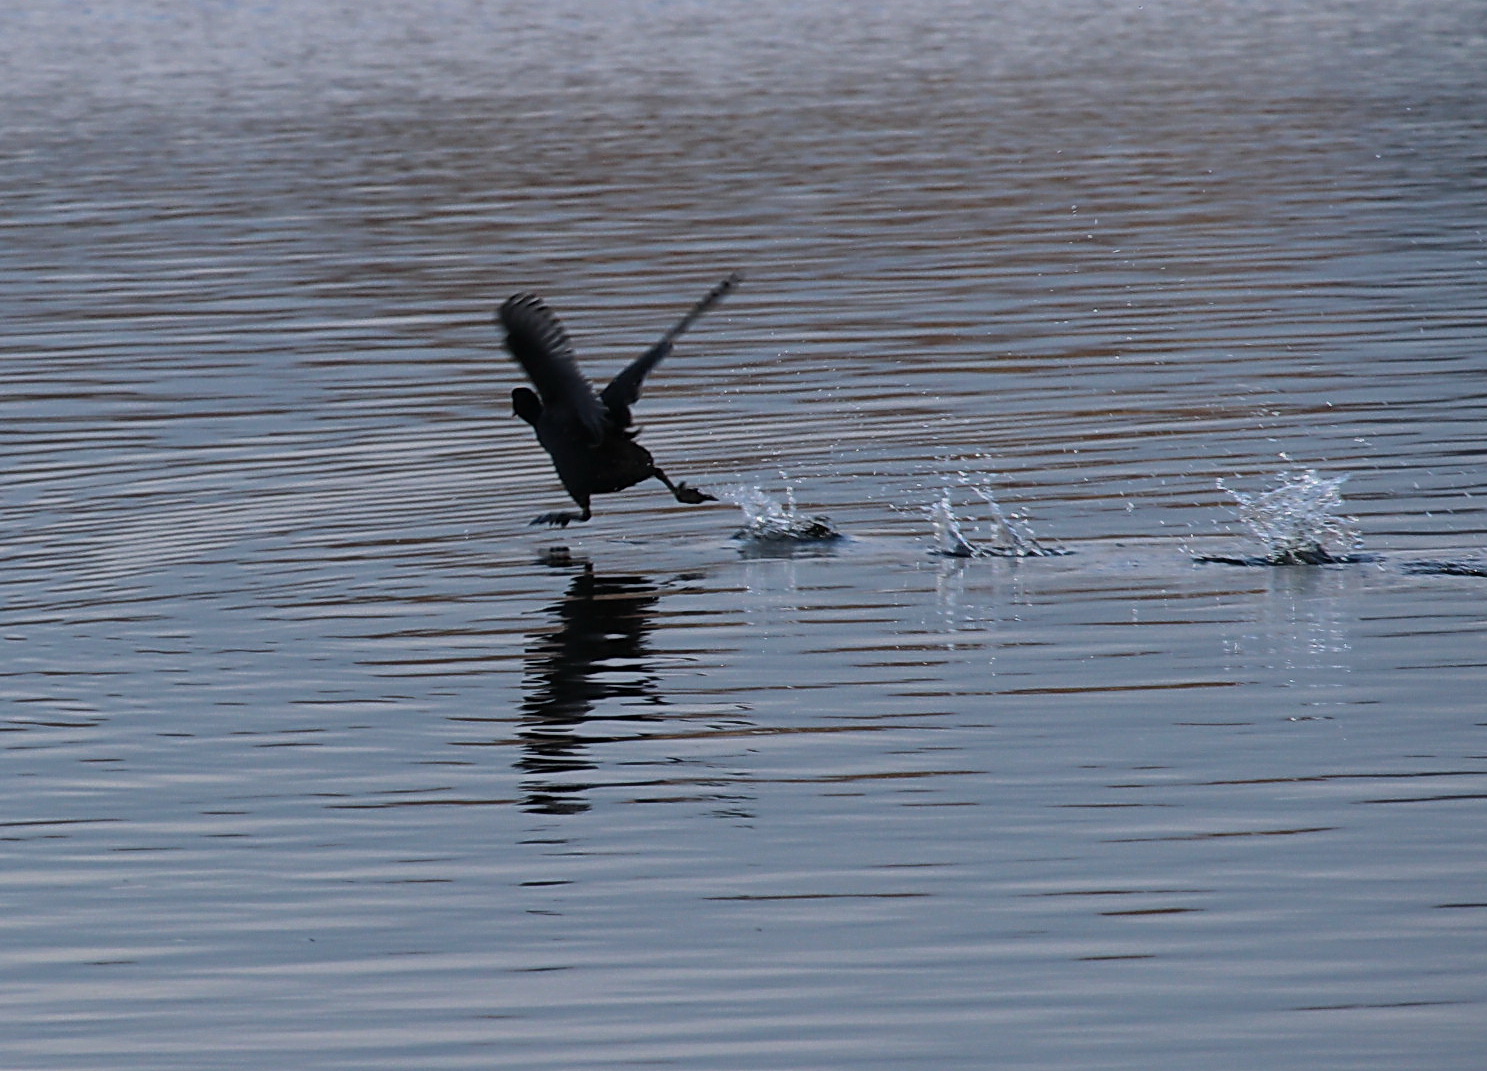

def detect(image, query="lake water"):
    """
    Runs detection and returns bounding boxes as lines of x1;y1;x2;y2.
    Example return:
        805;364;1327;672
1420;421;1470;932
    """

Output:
2;1;1485;1067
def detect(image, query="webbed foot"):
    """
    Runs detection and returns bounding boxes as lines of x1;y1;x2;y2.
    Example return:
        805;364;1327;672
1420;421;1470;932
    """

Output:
530;510;586;527
672;481;715;505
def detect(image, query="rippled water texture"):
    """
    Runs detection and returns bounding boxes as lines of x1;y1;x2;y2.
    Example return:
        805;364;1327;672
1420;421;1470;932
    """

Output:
3;1;1485;1068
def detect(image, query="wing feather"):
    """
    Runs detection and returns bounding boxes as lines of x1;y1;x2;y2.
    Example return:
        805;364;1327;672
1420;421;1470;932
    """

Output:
497;293;607;442
599;272;740;425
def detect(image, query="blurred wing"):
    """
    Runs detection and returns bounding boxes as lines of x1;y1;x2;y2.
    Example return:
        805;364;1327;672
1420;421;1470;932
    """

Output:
600;272;740;425
498;293;607;441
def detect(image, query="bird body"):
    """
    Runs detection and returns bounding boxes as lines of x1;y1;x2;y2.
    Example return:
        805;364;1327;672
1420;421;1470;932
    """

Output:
498;274;738;526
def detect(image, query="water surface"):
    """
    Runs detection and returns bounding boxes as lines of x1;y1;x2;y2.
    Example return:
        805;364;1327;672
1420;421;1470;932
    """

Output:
2;1;1485;1068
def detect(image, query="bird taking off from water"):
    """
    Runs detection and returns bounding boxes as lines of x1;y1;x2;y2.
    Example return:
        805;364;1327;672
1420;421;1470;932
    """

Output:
497;273;739;527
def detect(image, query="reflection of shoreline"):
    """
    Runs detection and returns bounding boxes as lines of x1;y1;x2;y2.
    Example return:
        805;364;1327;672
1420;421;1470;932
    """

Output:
518;565;662;814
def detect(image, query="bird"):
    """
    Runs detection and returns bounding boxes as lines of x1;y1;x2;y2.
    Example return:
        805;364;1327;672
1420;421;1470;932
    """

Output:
496;273;739;527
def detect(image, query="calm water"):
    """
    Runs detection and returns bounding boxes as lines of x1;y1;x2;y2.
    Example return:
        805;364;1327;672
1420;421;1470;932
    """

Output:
3;1;1486;1067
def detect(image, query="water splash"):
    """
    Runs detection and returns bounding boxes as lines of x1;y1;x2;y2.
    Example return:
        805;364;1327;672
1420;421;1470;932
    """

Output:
927;481;1065;558
1204;470;1365;565
718;482;842;548
927;493;977;558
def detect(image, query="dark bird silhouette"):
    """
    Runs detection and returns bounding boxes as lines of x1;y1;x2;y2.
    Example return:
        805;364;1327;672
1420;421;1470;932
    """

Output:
497;273;739;527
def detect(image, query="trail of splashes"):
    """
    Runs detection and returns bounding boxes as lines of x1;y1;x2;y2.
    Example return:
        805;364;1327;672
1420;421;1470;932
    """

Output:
926;480;1065;558
1211;470;1364;565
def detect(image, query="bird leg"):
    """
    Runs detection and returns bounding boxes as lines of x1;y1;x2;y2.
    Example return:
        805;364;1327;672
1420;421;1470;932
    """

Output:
653;468;715;505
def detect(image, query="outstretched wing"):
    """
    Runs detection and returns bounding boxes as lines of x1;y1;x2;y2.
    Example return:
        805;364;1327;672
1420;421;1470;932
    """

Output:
599;272;740;427
498;293;607;442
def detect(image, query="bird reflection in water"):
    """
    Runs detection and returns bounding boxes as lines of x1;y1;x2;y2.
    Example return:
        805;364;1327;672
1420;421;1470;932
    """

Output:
518;558;664;814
